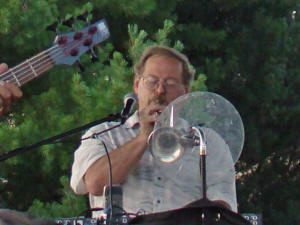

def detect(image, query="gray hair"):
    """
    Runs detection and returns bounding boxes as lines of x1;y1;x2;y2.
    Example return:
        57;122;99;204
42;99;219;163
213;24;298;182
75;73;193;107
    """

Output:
134;45;195;86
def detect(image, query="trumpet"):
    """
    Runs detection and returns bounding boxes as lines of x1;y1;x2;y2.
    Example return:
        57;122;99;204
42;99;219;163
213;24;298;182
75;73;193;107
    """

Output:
148;126;200;163
148;98;205;163
148;127;184;163
148;103;187;163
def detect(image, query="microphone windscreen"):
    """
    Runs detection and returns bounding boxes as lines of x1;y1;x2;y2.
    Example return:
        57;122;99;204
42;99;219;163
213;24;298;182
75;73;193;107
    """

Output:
123;92;137;105
122;93;137;117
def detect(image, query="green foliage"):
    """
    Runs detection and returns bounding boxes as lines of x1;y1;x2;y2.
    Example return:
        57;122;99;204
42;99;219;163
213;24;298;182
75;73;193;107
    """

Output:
191;74;207;92
0;0;299;224
28;176;87;218
153;20;175;45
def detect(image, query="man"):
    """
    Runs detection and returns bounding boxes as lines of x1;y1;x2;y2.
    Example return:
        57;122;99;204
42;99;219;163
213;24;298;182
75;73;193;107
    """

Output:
0;63;54;225
70;45;237;218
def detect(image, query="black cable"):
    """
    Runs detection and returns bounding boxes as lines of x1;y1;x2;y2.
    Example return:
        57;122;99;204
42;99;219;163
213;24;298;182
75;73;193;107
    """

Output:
102;141;113;222
0;113;121;162
81;123;121;141
77;207;104;217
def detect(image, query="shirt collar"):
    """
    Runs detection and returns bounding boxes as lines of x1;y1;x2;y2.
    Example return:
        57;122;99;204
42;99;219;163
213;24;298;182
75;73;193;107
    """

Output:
124;110;139;128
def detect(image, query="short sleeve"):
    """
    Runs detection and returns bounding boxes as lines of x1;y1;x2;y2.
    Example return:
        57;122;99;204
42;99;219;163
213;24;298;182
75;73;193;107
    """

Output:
70;125;109;194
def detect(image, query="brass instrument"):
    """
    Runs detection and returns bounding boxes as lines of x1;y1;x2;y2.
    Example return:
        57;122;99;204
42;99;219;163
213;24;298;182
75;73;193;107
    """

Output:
147;91;245;164
148;104;189;163
148;127;184;163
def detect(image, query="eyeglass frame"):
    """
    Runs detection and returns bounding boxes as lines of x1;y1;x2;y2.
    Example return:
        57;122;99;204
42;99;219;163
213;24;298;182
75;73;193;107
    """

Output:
139;75;185;92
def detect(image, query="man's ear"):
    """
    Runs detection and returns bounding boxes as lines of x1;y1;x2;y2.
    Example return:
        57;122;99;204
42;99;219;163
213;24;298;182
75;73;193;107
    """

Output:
184;85;190;94
133;75;140;95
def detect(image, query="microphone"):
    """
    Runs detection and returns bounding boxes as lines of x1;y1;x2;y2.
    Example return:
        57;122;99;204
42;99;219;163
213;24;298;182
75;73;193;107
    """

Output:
121;93;137;122
80;93;137;141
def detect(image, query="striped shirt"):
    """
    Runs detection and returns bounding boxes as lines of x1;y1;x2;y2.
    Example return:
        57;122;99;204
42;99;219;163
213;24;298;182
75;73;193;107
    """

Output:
70;111;237;218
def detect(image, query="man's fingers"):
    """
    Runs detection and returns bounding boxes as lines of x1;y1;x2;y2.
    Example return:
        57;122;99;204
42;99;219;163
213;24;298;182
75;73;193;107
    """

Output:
0;64;22;116
0;63;8;74
0;63;22;100
3;82;23;99
0;82;22;116
0;84;12;106
146;102;166;115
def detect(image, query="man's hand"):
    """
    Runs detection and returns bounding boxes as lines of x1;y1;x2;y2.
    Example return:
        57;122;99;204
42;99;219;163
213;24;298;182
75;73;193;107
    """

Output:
138;102;165;140
0;209;55;225
0;63;23;116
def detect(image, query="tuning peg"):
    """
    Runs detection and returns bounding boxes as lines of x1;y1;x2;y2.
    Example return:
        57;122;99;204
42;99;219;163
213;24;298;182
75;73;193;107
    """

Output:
46;21;59;33
91;54;99;63
0;177;8;184
77;11;89;22
76;60;85;72
62;17;74;29
89;48;98;63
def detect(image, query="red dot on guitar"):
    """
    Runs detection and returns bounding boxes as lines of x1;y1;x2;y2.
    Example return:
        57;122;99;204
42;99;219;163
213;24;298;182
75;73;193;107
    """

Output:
84;38;92;46
74;32;83;40
58;36;68;45
88;26;97;35
70;48;79;56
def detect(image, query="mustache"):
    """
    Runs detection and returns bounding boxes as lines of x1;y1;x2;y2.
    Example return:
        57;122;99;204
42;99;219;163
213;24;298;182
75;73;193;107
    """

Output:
151;96;168;105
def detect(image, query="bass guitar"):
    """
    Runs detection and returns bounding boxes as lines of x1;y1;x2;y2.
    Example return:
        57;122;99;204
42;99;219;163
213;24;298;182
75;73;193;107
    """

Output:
0;19;110;87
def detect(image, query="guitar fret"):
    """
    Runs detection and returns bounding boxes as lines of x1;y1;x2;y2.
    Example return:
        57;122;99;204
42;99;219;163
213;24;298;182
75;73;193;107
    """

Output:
9;69;21;87
26;59;38;77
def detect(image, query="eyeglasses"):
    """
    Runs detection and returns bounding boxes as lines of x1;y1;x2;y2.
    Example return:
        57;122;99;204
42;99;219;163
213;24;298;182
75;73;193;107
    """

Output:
141;76;183;91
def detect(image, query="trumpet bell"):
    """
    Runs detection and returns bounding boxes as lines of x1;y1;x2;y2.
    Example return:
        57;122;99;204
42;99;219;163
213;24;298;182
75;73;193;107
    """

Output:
149;127;184;163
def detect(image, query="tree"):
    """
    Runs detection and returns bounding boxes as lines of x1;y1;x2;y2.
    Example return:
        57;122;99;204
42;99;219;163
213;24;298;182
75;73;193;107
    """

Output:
174;1;299;224
0;1;298;224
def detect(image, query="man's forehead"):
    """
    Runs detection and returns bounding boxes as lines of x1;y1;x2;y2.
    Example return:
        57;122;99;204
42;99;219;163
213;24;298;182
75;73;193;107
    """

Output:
142;55;184;79
143;55;183;72
145;54;182;64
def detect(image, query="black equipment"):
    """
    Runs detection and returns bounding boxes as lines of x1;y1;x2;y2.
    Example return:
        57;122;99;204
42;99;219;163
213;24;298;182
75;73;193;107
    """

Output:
54;215;130;225
54;213;262;225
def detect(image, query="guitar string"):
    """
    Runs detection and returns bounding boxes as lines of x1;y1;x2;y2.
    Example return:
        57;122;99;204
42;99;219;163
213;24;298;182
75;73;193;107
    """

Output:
0;38;81;86
0;43;67;86
0;31;94;86
0;45;59;82
15;37;87;85
17;29;97;85
0;31;90;84
17;32;93;85
18;63;54;86
8;60;54;86
0;19;107;83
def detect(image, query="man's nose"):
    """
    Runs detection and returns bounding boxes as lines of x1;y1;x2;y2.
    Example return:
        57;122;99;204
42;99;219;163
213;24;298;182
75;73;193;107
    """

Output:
155;82;166;94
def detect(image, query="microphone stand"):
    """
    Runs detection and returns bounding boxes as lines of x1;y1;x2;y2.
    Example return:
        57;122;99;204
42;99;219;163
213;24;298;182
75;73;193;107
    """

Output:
0;113;124;162
1;108;134;223
130;126;251;225
191;127;207;201
183;126;251;225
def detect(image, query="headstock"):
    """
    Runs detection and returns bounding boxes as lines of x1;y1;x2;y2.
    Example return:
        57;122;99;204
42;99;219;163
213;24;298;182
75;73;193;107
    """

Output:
0;19;109;87
51;19;110;66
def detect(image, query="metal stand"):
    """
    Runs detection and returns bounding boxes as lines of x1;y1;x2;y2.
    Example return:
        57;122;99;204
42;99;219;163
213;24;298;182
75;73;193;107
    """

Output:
130;127;251;225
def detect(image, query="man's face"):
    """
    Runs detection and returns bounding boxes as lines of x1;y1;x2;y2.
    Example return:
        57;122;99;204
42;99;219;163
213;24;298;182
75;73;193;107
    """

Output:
133;55;189;111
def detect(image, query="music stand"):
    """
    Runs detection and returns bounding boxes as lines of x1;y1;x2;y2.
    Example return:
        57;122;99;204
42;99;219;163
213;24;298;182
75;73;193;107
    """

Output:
129;198;251;225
